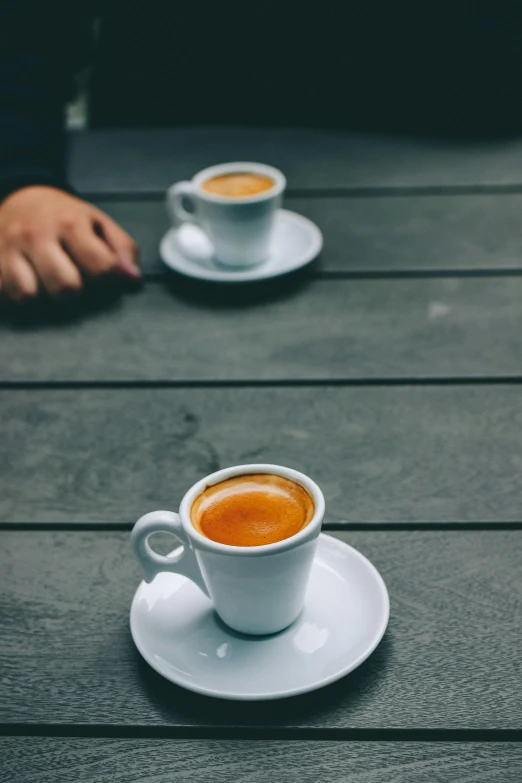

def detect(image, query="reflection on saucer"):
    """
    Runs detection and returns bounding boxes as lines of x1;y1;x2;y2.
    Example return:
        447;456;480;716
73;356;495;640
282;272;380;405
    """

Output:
293;621;329;654
174;224;214;264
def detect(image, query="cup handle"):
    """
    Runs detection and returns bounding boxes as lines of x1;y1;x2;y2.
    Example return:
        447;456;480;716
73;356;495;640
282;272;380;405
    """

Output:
166;182;199;225
131;510;210;596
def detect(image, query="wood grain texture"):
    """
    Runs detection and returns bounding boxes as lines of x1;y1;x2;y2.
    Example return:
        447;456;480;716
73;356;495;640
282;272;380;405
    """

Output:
2;278;522;381
1;739;521;783
0;530;520;729
69;128;522;192
95;194;522;276
2;386;522;524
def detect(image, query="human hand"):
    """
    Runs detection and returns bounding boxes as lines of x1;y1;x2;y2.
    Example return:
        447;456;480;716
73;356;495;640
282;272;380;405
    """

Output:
0;186;141;301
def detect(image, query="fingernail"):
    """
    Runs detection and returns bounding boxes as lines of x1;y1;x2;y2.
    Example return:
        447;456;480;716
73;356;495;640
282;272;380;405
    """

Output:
118;252;142;279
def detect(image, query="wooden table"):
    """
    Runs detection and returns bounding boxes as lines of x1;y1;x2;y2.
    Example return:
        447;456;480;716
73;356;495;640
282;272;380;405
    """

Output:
1;128;521;781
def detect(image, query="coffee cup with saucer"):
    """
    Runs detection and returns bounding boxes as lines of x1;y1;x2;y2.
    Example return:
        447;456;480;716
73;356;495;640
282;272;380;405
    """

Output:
130;464;390;700
161;163;323;282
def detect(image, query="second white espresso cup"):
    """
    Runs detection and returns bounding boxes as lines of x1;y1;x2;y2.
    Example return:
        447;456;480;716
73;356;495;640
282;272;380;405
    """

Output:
166;162;286;268
131;464;325;635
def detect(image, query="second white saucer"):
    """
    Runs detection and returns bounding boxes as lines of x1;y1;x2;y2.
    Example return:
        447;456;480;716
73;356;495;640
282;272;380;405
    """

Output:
159;209;323;282
130;533;389;701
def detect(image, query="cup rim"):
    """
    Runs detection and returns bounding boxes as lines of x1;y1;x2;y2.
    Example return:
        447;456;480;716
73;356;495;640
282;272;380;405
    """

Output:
179;463;325;557
191;162;286;204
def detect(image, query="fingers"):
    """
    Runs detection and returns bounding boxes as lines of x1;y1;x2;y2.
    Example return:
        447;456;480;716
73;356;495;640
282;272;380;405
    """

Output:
0;186;142;306
29;242;83;298
63;221;122;278
91;211;141;279
1;252;39;302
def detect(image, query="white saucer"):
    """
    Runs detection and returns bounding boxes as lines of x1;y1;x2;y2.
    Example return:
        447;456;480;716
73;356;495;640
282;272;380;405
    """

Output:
130;534;389;701
159;209;323;282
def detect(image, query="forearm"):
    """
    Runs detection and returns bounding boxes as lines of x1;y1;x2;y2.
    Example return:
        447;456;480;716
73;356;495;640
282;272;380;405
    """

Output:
0;2;93;201
0;80;69;202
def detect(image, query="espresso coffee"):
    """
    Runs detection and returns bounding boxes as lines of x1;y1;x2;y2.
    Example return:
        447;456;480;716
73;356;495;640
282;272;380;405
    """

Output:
202;172;274;198
191;474;315;547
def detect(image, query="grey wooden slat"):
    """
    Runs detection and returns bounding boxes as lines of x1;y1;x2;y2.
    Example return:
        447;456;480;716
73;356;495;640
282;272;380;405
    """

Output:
295;195;522;274
1;386;522;525
1;739;521;783
2;278;522;381
69;128;522;193
94;194;522;276
0;530;520;728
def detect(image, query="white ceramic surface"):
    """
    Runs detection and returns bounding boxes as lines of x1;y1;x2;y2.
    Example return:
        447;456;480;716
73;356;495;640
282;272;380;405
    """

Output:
130;533;390;701
131;464;325;635
160;209;323;282
166;162;285;267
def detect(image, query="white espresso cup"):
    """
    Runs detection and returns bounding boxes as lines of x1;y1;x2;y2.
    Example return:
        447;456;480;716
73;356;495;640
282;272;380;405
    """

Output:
166;162;286;268
131;464;325;635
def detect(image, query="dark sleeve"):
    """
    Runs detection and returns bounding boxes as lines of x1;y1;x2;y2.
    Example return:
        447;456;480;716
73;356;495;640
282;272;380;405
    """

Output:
0;2;94;202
